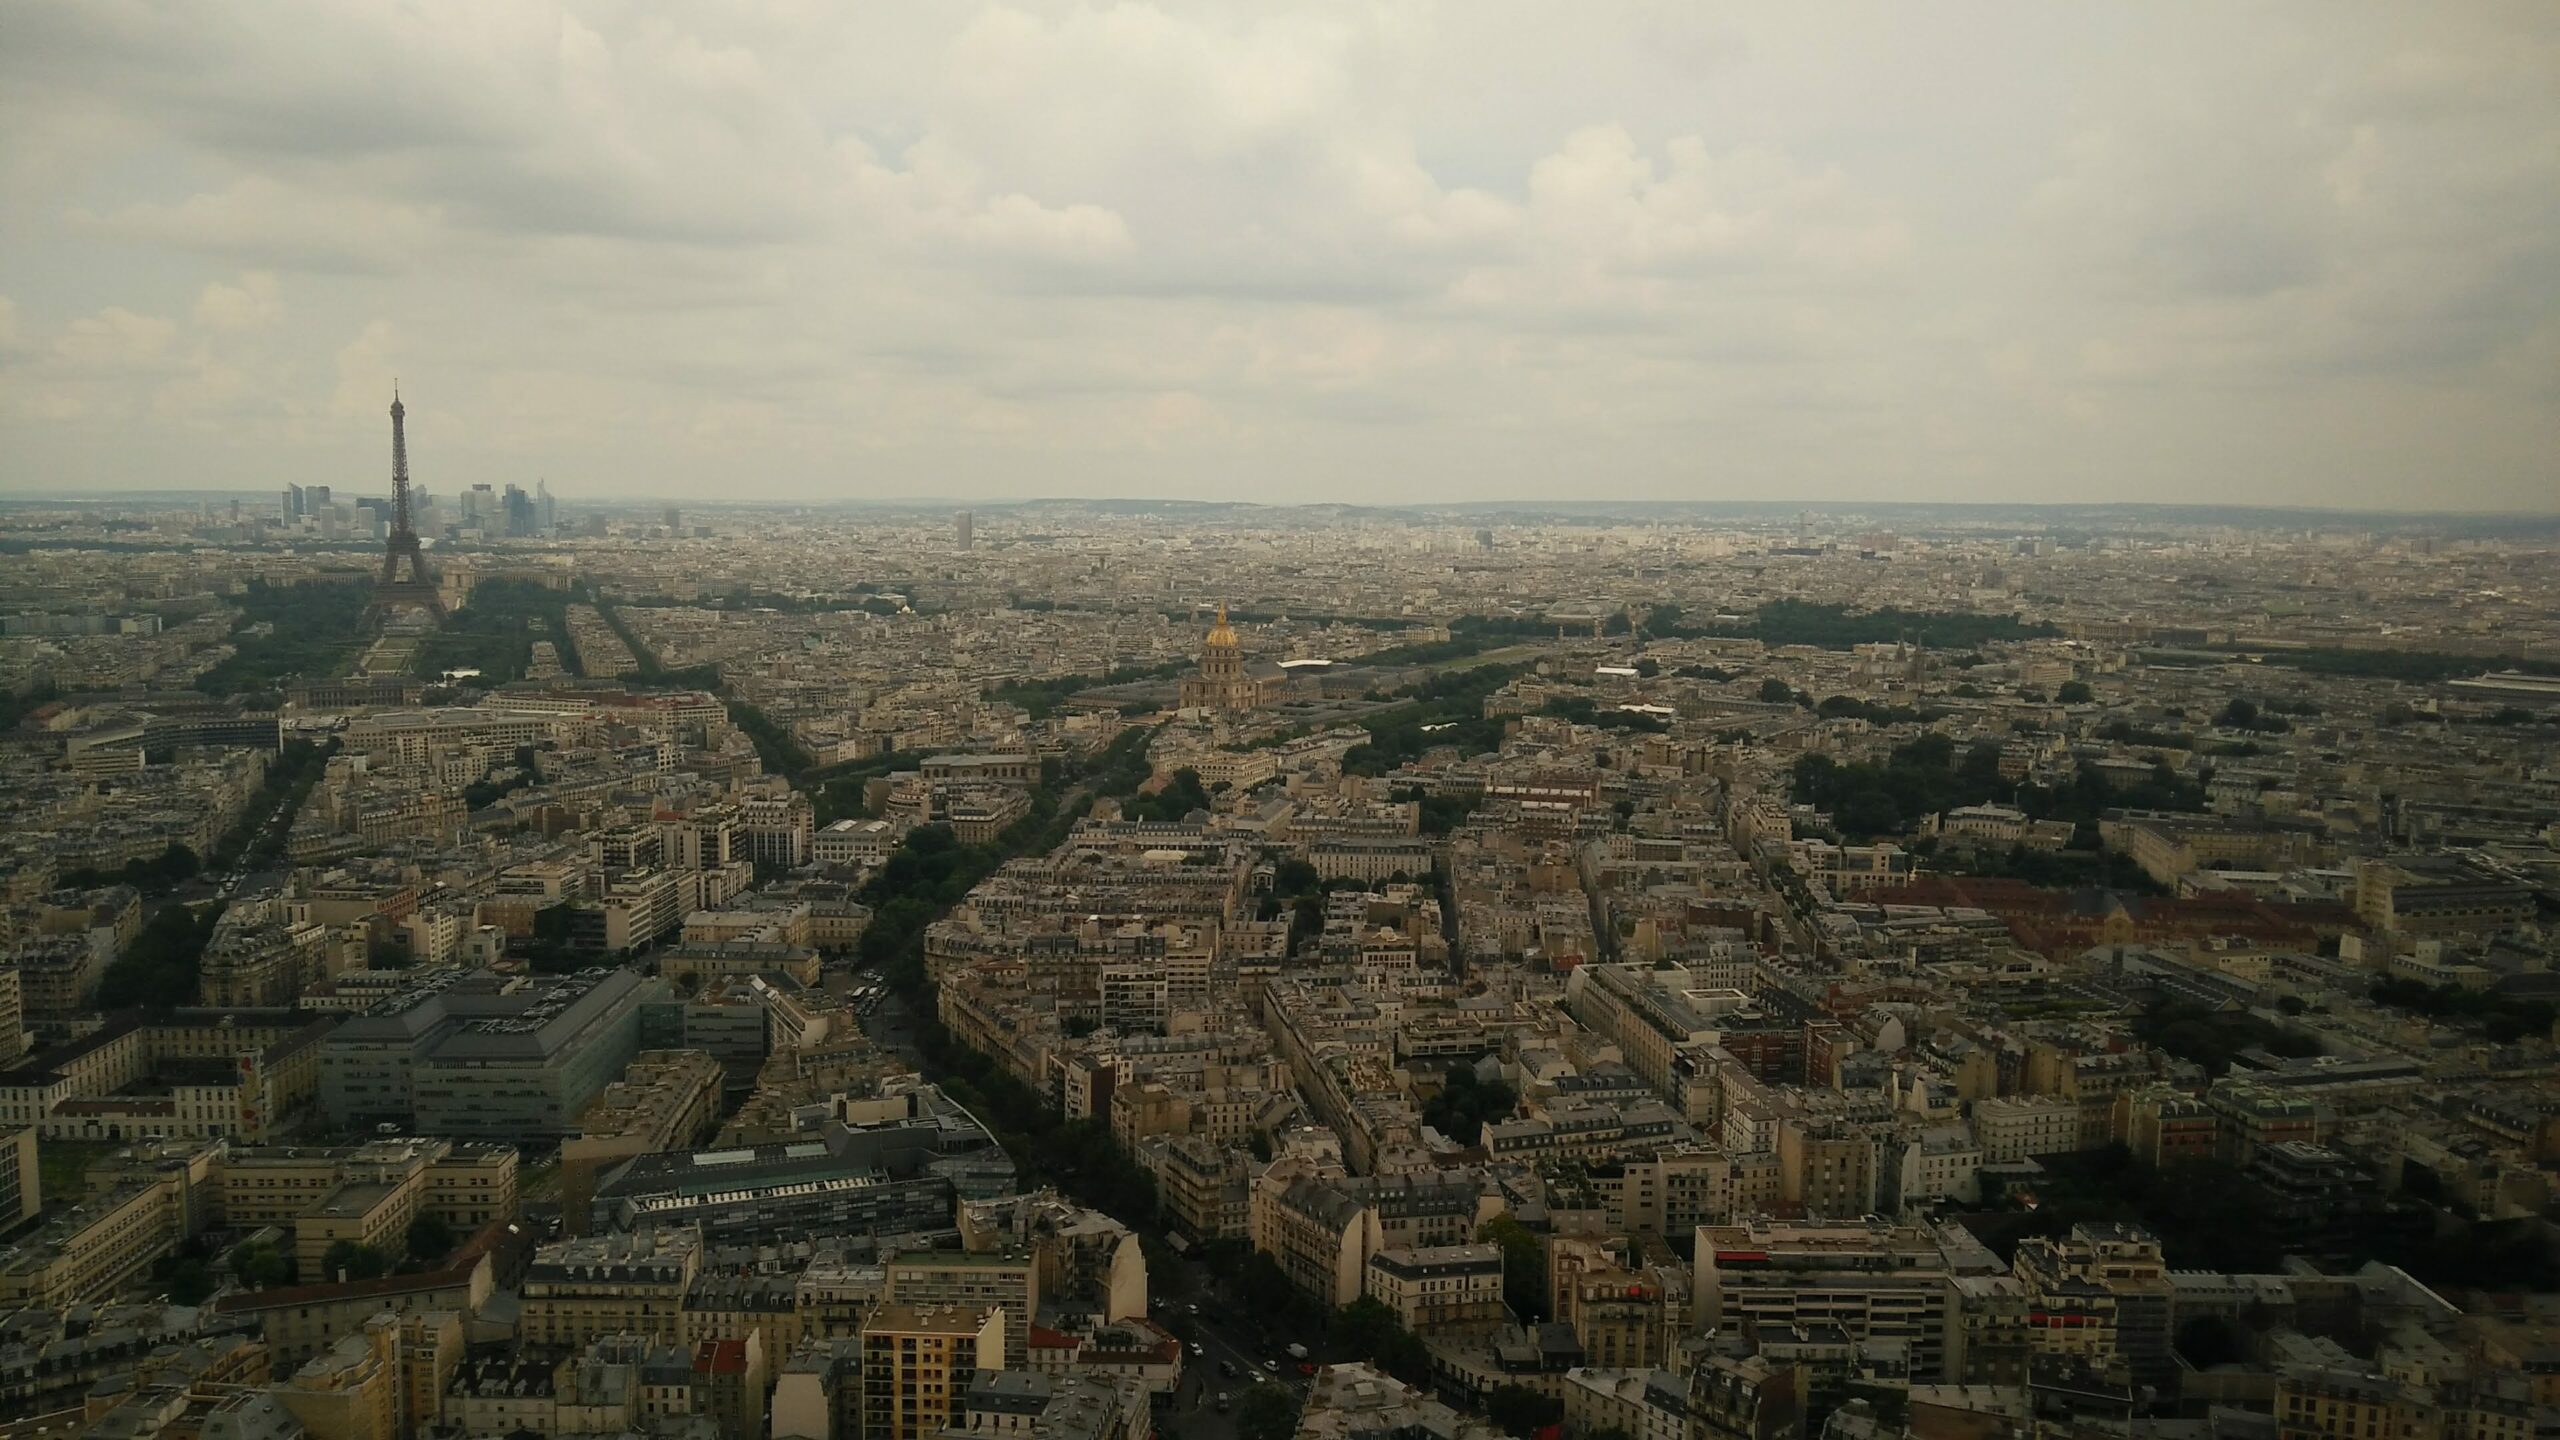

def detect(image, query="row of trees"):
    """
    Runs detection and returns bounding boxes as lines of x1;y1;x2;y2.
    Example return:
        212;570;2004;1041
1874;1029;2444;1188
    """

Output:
1340;663;1527;775
590;591;920;809
1978;1142;2560;1292
2370;978;2559;1044
1911;839;2165;894
1124;767;1212;823
2131;997;2321;1078
914;1002;1164;1224
989;661;1188;719
1791;734;2210;842
60;841;200;896
1345;629;1518;668
856;726;1154;988
2097;719;2198;750
1811;694;1947;727
0;679;62;730
462;743;546;812
1541;695;1669;733
657;589;907;616
414;578;584;685
810;751;916;826
96;901;225;1010
2240;647;2560;684
725;697;816;776
1651;599;2057;650
589;596;654;670
855;727;1579;1439
193;578;373;697
209;738;337;870
1210;1267;1559;1437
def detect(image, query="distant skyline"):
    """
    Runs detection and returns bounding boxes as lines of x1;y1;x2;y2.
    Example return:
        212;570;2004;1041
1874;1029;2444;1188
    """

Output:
2;3;2555;511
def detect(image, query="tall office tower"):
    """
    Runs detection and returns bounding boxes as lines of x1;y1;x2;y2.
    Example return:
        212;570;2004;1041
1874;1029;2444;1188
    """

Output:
468;482;496;524
955;510;974;550
664;507;683;531
281;484;305;522
503;484;534;537
537;480;557;533
307;484;332;509
369;389;444;617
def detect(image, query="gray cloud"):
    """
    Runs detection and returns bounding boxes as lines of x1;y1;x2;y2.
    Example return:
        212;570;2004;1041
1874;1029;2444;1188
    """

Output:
0;1;2553;510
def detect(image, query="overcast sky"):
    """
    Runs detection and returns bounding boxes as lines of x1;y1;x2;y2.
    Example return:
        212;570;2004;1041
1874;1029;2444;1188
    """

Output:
2;3;2553;510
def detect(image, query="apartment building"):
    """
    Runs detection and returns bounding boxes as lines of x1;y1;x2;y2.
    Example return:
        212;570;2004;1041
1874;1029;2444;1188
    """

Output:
0;1126;36;1230
1484;1101;1690;1164
884;1249;1040;1369
1971;1095;2082;1165
559;1049;724;1233
520;1228;706;1348
1695;1218;1995;1381
1140;1133;1252;1242
860;1303;1003;1440
2011;1223;2174;1389
1610;1145;1785;1236
1364;1244;1506;1335
2208;1079;2324;1163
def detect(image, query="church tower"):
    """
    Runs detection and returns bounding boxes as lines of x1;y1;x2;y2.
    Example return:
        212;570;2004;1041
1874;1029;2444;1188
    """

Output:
1200;603;1242;685
1181;601;1280;711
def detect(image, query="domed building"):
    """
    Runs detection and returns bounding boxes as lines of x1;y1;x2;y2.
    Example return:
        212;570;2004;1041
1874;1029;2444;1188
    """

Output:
1178;603;1288;711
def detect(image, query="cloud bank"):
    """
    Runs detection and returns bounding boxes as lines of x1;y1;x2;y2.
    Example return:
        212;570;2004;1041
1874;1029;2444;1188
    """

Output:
1;2;2552;508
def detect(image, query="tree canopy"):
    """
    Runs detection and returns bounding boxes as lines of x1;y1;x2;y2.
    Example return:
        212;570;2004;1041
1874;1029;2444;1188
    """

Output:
1421;1064;1516;1145
1235;1384;1302;1440
1485;1384;1564;1438
1476;1216;1548;1322
321;1241;389;1283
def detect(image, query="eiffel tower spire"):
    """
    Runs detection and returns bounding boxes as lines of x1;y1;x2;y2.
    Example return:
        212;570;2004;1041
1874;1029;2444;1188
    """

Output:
371;385;443;616
389;383;414;539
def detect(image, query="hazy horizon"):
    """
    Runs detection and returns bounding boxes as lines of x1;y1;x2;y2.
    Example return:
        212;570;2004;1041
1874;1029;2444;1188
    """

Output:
4;3;2555;511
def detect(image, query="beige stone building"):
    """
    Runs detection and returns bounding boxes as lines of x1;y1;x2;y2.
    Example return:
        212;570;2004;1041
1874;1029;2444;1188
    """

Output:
0;1177;185;1306
1364;1244;1505;1335
520;1228;705;1349
559;1049;723;1234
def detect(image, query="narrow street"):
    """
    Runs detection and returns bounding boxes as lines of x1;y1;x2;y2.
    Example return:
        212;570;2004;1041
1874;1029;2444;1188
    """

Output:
840;973;1317;1437
1150;1246;1319;1440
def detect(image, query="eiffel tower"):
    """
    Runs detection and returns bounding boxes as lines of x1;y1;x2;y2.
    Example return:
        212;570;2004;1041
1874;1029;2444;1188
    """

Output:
370;387;445;617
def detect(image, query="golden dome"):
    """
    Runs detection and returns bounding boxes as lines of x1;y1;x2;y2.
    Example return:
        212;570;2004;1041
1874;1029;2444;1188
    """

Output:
1205;602;1237;648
